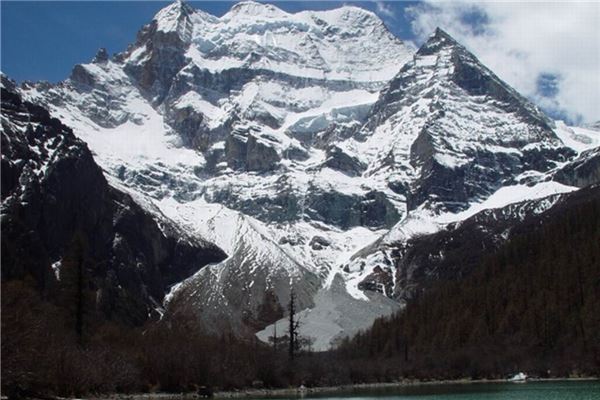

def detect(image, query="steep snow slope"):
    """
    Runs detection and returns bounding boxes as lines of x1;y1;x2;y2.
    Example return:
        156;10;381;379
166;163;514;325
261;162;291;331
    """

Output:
163;0;410;81
158;199;320;334
554;121;600;153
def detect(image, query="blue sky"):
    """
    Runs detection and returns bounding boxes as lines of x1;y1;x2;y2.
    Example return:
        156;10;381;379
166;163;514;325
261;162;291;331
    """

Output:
1;1;418;83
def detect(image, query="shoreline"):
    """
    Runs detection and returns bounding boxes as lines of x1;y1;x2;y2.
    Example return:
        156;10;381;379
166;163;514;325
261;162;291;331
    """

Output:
94;377;598;400
213;377;599;398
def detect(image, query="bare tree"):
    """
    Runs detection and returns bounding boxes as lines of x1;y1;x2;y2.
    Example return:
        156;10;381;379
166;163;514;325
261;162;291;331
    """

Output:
288;289;300;360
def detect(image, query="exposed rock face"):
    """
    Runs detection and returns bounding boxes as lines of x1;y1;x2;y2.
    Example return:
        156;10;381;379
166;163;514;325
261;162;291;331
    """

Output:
93;48;110;64
70;64;96;87
225;128;281;172
123;1;195;102
165;105;209;149
305;189;400;229
553;147;600;188
323;146;365;176
205;184;400;229
358;265;394;297
309;235;330;250
246;135;280;172
0;77;226;325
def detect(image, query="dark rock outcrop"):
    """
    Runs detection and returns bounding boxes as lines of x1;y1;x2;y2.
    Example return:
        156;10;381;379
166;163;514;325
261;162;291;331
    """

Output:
358;265;394;297
70;64;96;87
309;235;331;250
93;48;109;64
552;147;600;188
123;1;195;103
207;184;400;229
323;146;365;176
165;105;210;150
225;128;280;172
302;189;401;229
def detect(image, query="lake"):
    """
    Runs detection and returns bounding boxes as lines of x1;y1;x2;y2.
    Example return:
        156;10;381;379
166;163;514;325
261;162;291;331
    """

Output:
253;380;600;400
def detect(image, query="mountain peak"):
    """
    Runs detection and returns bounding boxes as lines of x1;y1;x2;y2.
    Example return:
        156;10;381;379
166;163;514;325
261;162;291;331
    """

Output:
433;27;454;41
336;4;379;17
155;0;194;17
222;1;288;20
418;27;463;56
311;5;385;29
361;26;565;211
153;0;196;33
418;28;554;130
93;47;109;64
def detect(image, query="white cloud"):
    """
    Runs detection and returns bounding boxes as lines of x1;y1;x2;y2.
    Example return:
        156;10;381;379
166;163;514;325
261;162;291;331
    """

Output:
406;1;600;124
375;1;396;19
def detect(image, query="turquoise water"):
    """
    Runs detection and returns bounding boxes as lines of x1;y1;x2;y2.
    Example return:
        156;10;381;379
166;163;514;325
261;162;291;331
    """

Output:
271;381;600;400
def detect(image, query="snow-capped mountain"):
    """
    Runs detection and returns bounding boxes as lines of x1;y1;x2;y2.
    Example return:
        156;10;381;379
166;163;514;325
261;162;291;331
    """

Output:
356;28;571;212
10;1;599;349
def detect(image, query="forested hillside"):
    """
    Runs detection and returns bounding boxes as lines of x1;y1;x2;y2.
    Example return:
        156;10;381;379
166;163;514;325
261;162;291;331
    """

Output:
338;185;600;380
